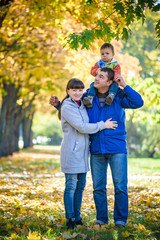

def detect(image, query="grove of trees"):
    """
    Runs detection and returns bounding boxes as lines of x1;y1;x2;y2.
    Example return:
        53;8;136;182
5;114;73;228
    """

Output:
0;0;160;157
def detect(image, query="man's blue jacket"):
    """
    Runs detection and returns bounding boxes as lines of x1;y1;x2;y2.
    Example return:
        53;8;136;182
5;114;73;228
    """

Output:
85;85;143;154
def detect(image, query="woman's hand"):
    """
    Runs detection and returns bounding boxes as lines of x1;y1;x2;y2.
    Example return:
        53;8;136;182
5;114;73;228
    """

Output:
104;118;118;129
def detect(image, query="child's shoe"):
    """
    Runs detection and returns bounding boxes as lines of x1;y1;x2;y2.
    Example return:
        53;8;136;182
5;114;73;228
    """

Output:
75;220;83;226
83;96;94;108
66;218;76;229
106;93;115;105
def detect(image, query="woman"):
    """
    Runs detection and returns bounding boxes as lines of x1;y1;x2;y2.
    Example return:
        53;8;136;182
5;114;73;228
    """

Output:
57;78;117;229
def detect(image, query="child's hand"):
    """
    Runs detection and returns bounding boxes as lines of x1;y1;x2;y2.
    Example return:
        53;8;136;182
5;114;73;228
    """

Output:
49;96;59;106
115;74;127;88
104;118;118;129
96;68;101;75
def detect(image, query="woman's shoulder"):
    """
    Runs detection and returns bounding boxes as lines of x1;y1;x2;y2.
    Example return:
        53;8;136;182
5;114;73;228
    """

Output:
61;98;86;114
62;98;85;108
62;98;72;105
62;98;76;107
61;98;78;111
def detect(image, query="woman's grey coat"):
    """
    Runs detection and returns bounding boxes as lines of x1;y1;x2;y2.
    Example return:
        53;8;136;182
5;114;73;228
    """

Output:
60;98;106;174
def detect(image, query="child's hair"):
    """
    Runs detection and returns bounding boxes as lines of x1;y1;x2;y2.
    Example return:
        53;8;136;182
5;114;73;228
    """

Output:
101;67;114;81
100;43;114;55
58;78;85;120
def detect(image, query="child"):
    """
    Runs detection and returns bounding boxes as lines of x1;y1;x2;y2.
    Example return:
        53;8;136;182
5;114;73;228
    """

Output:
57;78;118;229
83;43;121;107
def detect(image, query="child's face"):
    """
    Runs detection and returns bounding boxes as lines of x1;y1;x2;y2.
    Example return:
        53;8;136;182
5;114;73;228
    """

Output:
101;47;114;63
67;88;84;101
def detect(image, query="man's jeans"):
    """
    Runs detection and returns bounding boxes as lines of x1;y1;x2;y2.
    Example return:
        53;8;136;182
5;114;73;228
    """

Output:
64;173;86;221
90;153;128;226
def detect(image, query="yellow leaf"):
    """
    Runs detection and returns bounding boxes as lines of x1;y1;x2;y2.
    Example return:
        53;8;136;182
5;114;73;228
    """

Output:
62;231;75;239
46;228;53;234
137;224;146;232
93;224;100;231
20;208;26;214
110;228;114;233
6;223;13;230
79;233;88;239
121;230;130;238
72;232;78;238
8;233;19;240
27;231;41;240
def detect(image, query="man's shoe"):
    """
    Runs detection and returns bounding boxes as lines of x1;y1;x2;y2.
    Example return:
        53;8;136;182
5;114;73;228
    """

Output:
75;220;83;226
115;224;124;228
83;96;94;108
66;218;76;229
106;93;115;105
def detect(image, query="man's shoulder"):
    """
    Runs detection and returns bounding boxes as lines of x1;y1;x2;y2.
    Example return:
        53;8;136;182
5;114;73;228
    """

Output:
116;87;126;99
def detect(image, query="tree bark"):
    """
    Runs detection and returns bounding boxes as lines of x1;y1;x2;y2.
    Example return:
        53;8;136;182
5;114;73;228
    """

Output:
10;98;36;152
0;84;9;157
11;113;22;153
1;84;19;156
23;112;34;148
148;150;155;158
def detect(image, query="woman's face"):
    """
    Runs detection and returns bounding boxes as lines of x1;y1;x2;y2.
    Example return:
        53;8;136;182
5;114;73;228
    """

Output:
67;88;84;101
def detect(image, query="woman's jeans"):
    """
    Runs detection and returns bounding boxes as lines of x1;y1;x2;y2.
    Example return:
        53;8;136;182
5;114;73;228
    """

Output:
90;153;128;226
64;173;86;221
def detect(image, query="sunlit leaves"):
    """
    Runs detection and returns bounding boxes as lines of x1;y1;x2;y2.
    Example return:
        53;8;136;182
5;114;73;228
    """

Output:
65;17;118;50
122;27;130;40
114;1;124;17
64;0;160;49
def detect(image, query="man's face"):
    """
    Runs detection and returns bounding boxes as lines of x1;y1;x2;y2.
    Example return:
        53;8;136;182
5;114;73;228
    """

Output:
94;70;112;90
101;47;114;63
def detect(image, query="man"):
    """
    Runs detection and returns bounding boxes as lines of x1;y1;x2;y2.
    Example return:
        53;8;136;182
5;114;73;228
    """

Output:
50;68;143;227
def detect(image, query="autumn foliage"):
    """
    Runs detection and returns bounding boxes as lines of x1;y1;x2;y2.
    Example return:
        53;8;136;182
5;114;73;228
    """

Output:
0;146;160;240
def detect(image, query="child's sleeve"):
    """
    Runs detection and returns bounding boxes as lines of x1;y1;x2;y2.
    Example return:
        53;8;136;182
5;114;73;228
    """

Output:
90;62;99;76
113;64;121;79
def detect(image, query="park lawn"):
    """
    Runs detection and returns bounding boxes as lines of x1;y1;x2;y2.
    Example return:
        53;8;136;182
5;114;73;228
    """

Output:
128;157;160;175
0;146;159;240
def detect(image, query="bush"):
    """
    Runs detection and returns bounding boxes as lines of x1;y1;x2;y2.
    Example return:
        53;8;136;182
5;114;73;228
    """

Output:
32;112;62;145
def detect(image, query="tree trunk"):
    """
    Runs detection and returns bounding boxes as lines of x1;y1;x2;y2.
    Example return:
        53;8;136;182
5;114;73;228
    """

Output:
11;107;24;153
0;84;9;157
148;150;155;158
1;84;19;156
11;116;20;153
23;112;34;149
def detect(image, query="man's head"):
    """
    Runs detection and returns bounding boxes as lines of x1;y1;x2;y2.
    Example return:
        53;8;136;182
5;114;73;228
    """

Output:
100;43;114;63
94;68;114;93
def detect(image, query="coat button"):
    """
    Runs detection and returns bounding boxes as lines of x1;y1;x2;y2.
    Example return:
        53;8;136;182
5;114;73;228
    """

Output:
76;141;78;144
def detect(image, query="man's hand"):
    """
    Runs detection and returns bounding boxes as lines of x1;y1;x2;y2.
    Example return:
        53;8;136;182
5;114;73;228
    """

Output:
104;118;118;130
115;74;127;89
49;96;59;107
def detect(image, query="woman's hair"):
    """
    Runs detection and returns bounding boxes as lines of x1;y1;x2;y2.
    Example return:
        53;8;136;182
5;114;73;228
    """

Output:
58;78;85;120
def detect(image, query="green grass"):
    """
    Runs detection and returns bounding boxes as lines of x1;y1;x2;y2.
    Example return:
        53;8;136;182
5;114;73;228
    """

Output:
23;145;160;176
0;146;159;240
128;157;160;175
